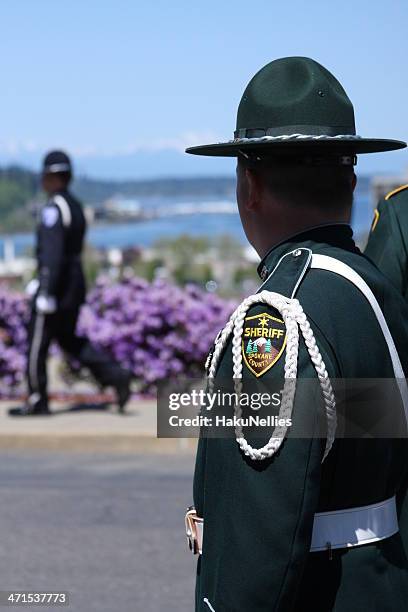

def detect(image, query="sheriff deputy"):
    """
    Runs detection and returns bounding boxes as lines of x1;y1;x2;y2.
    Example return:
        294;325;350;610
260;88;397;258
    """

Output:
185;57;408;612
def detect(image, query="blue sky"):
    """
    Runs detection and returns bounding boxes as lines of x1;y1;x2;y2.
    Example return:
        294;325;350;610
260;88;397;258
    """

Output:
0;0;407;179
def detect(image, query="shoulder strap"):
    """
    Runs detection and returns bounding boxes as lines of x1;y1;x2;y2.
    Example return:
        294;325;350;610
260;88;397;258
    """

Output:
259;247;312;297
311;253;408;424
51;194;72;228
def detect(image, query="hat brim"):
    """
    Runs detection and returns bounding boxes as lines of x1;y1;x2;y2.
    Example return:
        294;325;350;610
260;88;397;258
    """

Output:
186;137;407;157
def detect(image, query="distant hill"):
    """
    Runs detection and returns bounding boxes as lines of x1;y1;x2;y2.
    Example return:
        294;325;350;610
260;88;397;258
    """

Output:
0;163;371;233
0;166;239;232
0;166;40;232
74;174;237;203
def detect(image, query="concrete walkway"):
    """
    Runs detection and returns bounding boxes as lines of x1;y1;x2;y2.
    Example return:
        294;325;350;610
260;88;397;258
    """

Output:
0;398;197;454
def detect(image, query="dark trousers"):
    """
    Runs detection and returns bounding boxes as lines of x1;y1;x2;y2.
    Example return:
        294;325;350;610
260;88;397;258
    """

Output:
27;307;127;408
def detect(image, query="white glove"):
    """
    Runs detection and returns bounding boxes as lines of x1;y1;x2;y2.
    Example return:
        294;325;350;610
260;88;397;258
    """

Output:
25;278;40;297
36;295;57;314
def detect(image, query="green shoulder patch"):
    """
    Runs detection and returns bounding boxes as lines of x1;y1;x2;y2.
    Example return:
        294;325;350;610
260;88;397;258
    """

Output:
242;312;286;377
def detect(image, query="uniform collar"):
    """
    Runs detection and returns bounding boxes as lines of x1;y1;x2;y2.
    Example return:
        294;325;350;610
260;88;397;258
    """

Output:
257;223;359;280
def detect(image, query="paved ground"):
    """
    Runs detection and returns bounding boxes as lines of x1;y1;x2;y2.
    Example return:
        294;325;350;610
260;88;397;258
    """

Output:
0;400;196;454
0;451;196;611
0;356;197;454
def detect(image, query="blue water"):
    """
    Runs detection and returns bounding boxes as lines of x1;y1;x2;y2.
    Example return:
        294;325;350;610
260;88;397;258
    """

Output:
0;194;372;256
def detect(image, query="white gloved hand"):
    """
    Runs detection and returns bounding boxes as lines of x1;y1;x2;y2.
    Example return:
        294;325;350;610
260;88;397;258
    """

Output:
25;278;40;297
35;295;57;314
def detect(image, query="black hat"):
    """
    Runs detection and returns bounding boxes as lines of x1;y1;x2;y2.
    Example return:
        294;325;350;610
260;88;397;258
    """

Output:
42;150;72;174
186;57;406;157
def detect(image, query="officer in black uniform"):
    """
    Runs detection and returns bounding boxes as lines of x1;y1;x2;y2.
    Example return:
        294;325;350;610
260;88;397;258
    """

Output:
12;150;132;416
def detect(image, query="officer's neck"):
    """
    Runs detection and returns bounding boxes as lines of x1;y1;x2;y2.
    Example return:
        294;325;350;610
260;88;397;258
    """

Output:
254;211;351;259
47;187;69;197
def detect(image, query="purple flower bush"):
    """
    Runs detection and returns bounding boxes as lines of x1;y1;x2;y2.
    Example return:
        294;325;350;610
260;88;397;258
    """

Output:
77;276;235;394
0;276;235;396
0;285;29;393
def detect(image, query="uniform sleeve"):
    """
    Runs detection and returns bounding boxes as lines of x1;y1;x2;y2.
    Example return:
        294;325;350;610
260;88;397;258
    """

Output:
365;198;408;296
194;303;338;612
37;204;65;297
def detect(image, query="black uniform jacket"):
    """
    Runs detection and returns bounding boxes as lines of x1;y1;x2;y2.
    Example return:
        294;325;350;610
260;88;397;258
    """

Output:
36;189;86;310
194;224;408;612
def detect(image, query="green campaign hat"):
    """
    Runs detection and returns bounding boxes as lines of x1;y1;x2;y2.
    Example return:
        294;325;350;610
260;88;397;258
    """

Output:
186;57;406;157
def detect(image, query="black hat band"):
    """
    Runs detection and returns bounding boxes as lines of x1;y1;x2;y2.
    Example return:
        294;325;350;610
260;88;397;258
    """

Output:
233;132;362;143
238;150;357;166
234;125;356;139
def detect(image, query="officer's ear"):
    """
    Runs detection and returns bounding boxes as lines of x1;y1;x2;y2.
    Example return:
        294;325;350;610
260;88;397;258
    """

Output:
351;172;357;193
244;167;263;212
42;173;51;193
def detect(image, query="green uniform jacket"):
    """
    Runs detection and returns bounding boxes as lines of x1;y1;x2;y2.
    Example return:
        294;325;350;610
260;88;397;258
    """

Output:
365;185;408;298
194;225;408;612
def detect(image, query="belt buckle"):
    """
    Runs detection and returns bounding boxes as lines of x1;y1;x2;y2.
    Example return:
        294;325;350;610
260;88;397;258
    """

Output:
185;506;203;555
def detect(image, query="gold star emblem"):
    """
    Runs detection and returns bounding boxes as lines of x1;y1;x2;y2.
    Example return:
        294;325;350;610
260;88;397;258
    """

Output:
258;316;269;327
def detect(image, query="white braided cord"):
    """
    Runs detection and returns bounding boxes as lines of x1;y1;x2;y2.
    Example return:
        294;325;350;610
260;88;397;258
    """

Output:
231;133;362;145
207;290;336;462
